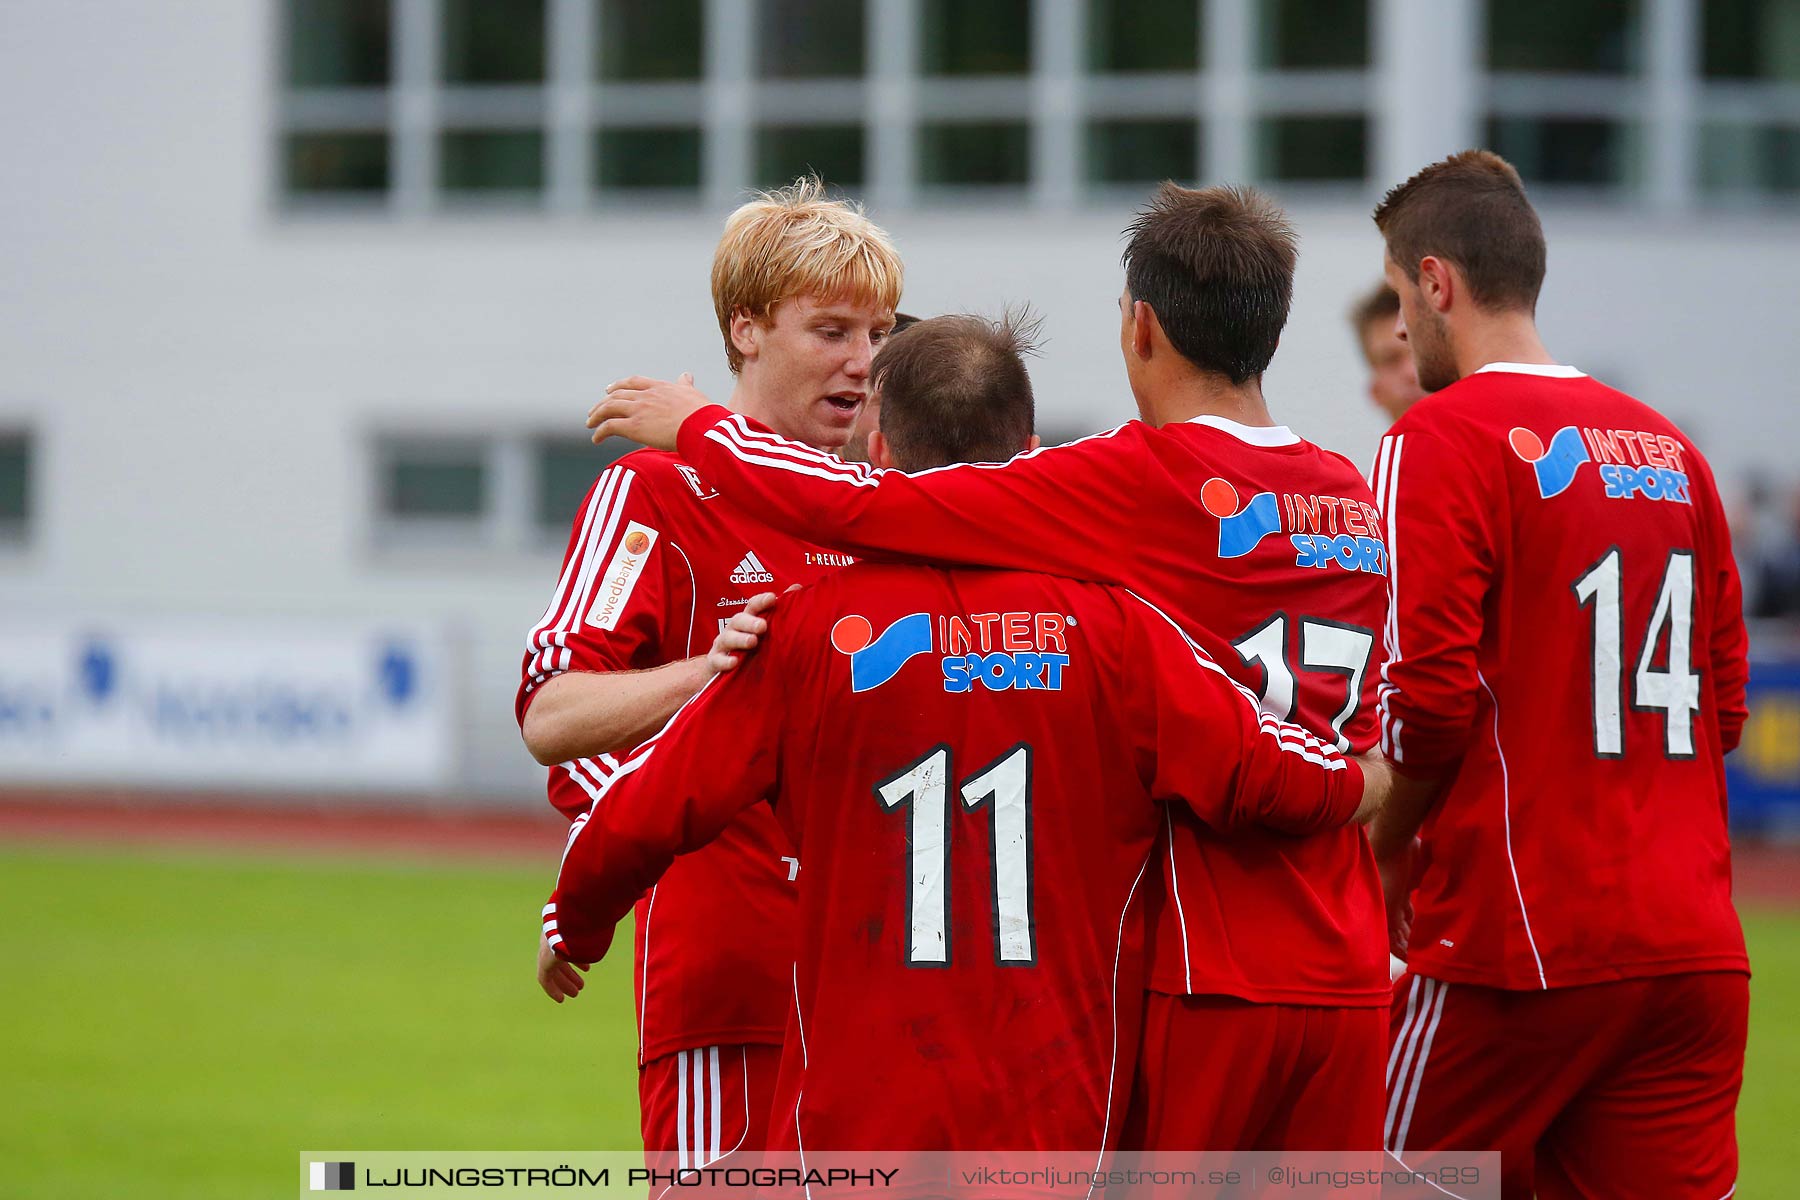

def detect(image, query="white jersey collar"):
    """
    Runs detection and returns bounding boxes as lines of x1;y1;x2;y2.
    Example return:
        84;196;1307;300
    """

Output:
1187;414;1301;447
1473;362;1587;379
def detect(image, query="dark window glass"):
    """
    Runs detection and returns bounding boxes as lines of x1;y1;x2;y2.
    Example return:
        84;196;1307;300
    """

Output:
285;132;390;193
1703;0;1800;80
599;0;703;81
1259;116;1366;180
756;125;866;188
759;0;866;77
1700;122;1800;193
443;0;546;84
286;0;391;86
1487;0;1640;73
1089;0;1200;72
0;435;29;525
1087;119;1199;183
536;437;642;529
1261;0;1368;68
922;0;1032;75
1486;117;1635;185
597;127;703;189
384;452;486;519
440;130;545;191
919;121;1031;185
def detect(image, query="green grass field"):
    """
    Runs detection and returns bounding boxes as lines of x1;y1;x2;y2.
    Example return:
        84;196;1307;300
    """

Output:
3;846;1797;1197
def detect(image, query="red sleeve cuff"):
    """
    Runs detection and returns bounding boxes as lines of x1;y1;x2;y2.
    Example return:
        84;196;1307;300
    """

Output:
1337;755;1367;824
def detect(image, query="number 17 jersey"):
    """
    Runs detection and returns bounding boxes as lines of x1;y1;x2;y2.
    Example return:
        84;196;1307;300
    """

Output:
674;408;1395;1006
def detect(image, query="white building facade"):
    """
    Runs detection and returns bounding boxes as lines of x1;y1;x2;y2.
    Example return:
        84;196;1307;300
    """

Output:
2;0;1797;800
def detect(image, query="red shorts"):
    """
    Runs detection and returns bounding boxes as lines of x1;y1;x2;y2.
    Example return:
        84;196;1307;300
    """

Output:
639;1043;781;1169
1387;970;1747;1200
1125;992;1386;1150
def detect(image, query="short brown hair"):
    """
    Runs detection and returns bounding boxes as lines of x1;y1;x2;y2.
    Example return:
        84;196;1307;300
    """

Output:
872;311;1039;470
1122;183;1297;384
1373;150;1546;313
711;176;904;373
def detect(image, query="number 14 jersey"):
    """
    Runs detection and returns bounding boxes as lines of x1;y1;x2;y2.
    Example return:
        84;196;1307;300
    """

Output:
1374;365;1749;991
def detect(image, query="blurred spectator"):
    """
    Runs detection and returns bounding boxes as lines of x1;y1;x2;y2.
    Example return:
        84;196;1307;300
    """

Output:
1348;282;1425;425
1753;485;1800;622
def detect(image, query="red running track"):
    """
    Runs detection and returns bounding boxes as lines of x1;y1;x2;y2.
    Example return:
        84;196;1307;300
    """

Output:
2;789;1797;904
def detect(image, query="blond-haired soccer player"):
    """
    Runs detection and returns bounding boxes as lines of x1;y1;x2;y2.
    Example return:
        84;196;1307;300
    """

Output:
518;178;900;1165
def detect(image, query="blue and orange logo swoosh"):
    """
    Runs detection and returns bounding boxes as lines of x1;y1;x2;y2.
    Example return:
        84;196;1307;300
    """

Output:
1201;478;1283;559
1510;425;1590;498
831;612;933;693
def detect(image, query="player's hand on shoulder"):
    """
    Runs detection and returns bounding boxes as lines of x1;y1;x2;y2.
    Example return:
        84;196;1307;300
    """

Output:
707;590;788;676
1351;749;1393;825
588;371;710;451
537;929;591;1004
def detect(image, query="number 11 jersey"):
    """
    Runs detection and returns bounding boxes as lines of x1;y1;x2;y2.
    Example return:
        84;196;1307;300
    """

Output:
545;565;1370;1151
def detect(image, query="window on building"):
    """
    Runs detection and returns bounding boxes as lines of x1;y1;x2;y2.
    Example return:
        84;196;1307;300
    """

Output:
1088;0;1200;73
370;431;650;553
284;131;389;194
442;0;546;85
1699;1;1800;201
922;0;1032;76
278;0;1799;215
920;121;1032;187
1486;117;1639;188
1087;119;1199;184
379;440;488;524
1481;1;1642;194
1704;0;1800;79
440;129;545;193
759;0;866;79
1259;115;1368;182
0;432;31;544
598;0;704;81
1487;0;1641;74
534;435;641;534
1701;123;1800;195
285;0;390;87
757;125;866;190
596;127;704;191
1260;0;1369;69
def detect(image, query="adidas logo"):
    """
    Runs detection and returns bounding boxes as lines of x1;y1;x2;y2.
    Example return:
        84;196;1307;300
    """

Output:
730;551;775;585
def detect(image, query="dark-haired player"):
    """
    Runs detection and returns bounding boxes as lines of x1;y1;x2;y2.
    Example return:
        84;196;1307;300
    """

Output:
588;185;1394;1151
546;312;1392;1153
1369;150;1748;1198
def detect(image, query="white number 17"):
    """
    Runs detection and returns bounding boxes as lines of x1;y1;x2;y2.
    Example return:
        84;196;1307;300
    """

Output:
1231;615;1375;751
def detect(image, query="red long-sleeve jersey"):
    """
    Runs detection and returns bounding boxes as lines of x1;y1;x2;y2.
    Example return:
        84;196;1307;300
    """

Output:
518;449;841;1062
546;565;1366;1151
672;405;1392;1006
1373;363;1749;990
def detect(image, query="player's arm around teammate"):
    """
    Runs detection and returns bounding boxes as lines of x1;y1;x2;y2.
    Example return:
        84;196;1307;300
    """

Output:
544;590;1394;968
523;586;779;767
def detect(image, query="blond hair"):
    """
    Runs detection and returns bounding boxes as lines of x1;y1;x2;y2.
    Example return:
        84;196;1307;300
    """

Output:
711;177;904;373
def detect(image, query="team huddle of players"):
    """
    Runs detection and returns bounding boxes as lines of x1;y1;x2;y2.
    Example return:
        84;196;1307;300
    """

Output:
516;154;1750;1200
